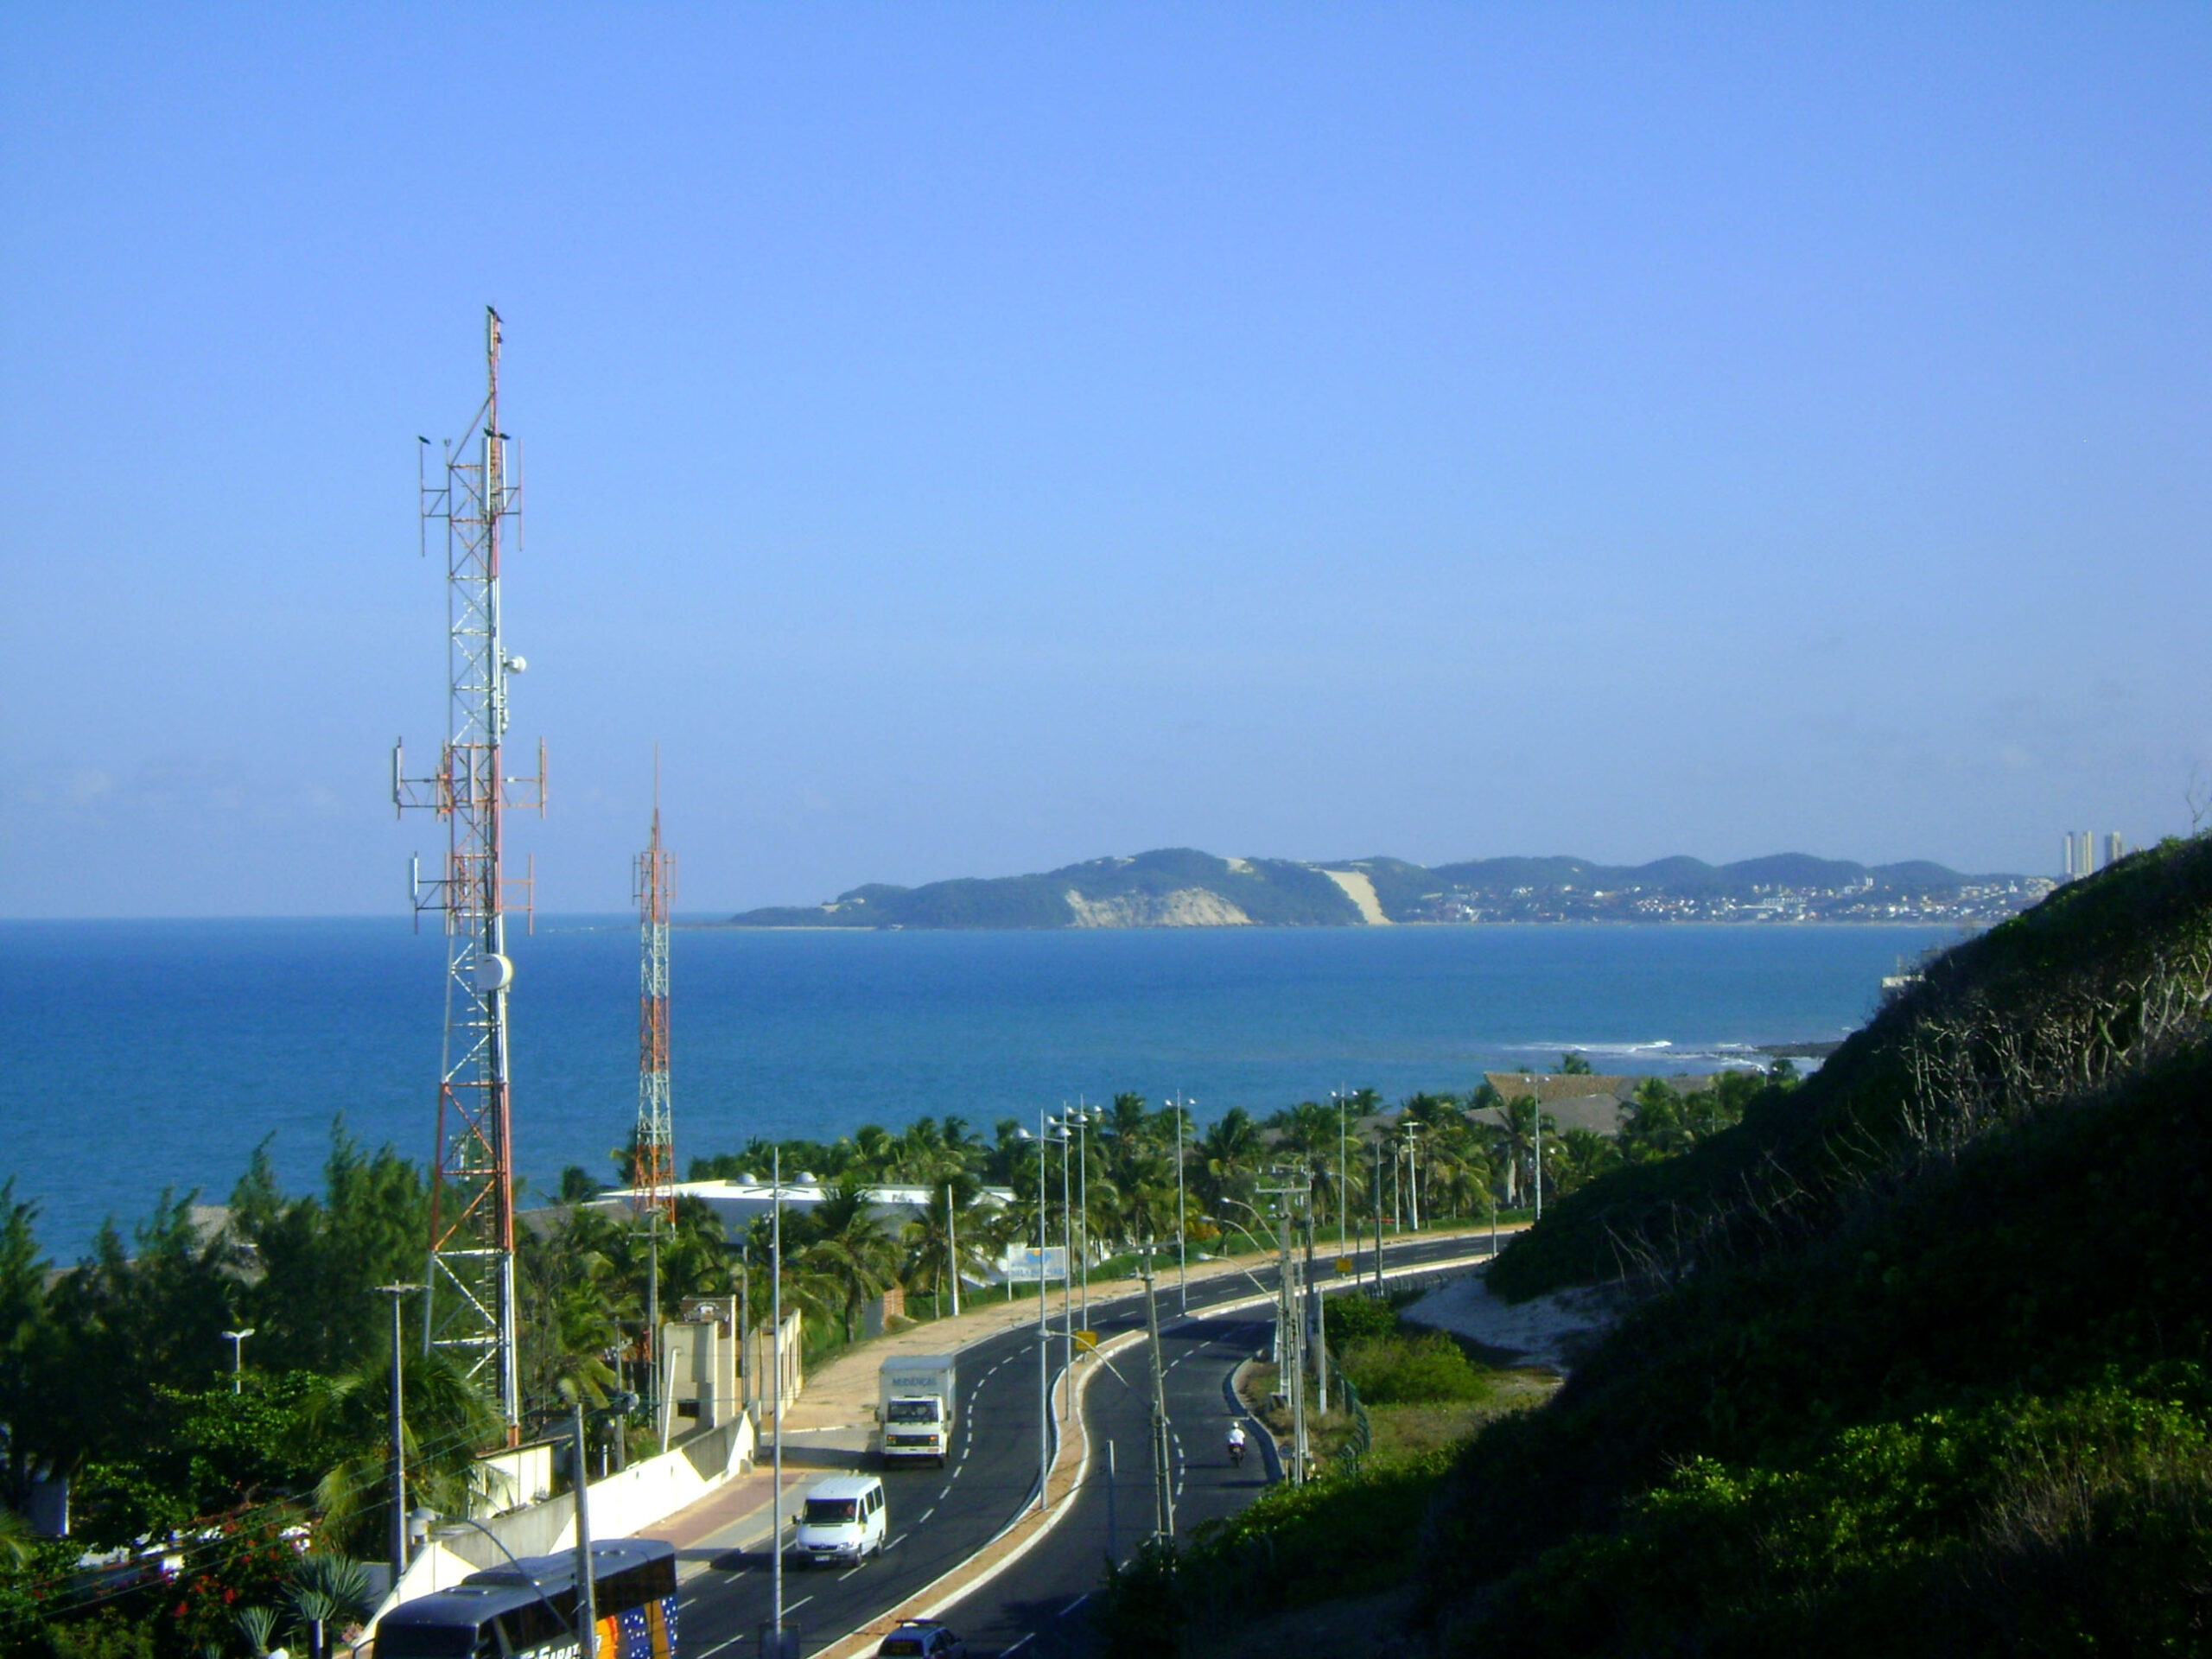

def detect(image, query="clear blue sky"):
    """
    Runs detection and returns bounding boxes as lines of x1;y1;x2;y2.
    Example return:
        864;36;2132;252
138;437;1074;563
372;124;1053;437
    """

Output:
4;5;2208;917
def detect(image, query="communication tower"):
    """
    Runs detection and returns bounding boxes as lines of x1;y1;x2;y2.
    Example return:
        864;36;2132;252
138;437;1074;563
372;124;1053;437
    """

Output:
632;763;677;1381
391;308;546;1443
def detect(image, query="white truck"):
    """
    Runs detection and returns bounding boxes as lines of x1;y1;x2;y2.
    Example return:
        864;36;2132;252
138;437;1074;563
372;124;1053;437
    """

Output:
878;1354;957;1468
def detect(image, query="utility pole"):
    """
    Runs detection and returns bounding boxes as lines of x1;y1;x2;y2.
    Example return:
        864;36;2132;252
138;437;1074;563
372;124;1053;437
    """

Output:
394;308;546;1445
1305;1214;1325;1415
373;1286;422;1588
1141;1243;1175;1539
1255;1166;1311;1485
569;1402;597;1659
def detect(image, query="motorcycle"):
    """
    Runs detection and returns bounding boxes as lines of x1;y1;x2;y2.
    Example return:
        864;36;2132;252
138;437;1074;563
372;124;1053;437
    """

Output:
1227;1432;1247;1468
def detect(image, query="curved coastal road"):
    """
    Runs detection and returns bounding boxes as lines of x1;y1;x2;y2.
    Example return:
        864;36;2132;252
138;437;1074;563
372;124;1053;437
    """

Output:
673;1232;1501;1658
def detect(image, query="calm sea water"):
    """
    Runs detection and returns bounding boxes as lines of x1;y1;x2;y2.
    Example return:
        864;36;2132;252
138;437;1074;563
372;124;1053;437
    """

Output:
0;918;1954;1258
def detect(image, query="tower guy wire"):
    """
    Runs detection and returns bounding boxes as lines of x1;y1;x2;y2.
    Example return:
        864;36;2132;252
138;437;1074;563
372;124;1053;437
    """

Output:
392;307;546;1445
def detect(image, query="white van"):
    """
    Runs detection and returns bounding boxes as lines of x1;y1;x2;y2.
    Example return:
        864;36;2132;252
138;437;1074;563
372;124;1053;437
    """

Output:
791;1474;887;1567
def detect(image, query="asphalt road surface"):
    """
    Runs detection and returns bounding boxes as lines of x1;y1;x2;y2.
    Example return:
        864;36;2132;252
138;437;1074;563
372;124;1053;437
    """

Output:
673;1230;1500;1659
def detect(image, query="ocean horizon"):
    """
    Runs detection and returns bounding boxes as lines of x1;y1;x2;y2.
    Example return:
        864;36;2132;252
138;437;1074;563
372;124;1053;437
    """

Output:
0;916;1957;1259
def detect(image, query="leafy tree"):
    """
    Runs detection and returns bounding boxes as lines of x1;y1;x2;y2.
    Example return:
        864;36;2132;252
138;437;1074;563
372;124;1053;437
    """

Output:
229;1125;430;1377
0;1182;55;1511
1555;1052;1594;1076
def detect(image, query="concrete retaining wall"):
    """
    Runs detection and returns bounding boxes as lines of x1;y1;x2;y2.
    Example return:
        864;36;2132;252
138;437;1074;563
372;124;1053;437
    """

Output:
364;1411;756;1640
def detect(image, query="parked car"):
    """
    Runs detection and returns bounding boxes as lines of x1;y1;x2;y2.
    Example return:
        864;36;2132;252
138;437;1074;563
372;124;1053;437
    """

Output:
875;1620;965;1659
791;1474;888;1567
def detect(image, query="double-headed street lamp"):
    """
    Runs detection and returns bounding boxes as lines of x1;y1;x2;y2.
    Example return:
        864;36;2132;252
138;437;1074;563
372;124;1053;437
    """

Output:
219;1327;255;1394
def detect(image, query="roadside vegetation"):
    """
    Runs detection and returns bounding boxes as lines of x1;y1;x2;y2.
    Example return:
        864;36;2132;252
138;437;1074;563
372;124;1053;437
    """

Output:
1109;834;2212;1656
0;1050;1695;1659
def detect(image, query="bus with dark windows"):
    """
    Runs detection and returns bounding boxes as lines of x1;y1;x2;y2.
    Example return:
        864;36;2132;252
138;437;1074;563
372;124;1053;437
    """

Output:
377;1539;677;1659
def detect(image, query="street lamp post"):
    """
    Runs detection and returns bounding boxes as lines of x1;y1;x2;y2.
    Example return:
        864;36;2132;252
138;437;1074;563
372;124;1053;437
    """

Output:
1170;1092;1193;1315
371;1287;422;1586
219;1327;255;1394
1047;1113;1074;1417
1332;1090;1349;1256
771;1149;785;1650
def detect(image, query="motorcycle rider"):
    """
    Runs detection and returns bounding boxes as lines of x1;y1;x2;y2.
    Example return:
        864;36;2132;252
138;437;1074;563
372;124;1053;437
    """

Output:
1226;1421;1248;1465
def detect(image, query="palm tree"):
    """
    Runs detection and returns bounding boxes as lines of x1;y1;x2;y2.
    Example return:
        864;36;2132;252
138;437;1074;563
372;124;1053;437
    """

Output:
899;1173;991;1307
1194;1108;1262;1219
798;1174;899;1343
309;1346;499;1559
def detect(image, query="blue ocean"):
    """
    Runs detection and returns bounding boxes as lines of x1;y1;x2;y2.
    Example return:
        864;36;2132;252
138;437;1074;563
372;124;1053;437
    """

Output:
0;918;1954;1259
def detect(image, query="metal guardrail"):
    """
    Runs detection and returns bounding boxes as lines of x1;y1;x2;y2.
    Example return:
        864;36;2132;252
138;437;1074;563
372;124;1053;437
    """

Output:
1327;1351;1370;1474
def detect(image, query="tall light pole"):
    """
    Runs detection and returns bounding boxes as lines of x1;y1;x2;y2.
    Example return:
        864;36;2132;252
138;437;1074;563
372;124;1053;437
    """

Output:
1332;1089;1349;1256
1075;1103;1103;1332
1532;1104;1543;1225
1170;1092;1193;1316
1020;1116;1056;1513
944;1179;961;1318
219;1328;255;1394
771;1149;785;1649
371;1287;422;1586
1050;1114;1074;1416
1404;1120;1424;1231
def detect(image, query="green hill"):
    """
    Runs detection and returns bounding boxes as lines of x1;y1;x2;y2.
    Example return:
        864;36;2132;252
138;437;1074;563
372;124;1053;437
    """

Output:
724;847;2037;928
1095;837;2212;1654
1428;837;2212;1651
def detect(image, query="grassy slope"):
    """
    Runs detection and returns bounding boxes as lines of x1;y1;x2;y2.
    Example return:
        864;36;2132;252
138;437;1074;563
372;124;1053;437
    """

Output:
1417;838;2212;1654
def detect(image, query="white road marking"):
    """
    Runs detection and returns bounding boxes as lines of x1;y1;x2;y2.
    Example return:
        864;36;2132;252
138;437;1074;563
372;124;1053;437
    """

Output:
916;1506;936;1522
1060;1594;1090;1617
938;1483;952;1499
1001;1637;1035;1655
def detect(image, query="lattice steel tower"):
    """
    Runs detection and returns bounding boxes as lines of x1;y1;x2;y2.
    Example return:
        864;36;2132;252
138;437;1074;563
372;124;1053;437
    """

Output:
632;764;677;1382
391;308;545;1443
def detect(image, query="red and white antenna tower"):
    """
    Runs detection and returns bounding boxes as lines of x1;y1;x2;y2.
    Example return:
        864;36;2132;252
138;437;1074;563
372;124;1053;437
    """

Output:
392;307;546;1445
632;754;676;1377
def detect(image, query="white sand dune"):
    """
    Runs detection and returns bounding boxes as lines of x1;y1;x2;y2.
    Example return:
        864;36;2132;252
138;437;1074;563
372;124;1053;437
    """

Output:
1321;868;1391;925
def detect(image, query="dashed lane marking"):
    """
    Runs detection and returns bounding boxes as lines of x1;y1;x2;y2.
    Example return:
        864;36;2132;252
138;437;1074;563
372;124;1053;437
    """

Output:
1001;1637;1035;1655
916;1506;936;1523
1060;1594;1090;1617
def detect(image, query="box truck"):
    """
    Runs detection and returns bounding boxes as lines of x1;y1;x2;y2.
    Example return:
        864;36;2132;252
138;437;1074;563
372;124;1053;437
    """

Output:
878;1354;957;1467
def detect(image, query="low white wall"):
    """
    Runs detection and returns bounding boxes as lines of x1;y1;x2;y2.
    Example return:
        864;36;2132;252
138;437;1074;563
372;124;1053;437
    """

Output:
364;1411;756;1641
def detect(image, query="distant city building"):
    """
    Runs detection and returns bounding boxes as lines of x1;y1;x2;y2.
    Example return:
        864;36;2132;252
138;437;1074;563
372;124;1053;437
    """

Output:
2063;830;2128;882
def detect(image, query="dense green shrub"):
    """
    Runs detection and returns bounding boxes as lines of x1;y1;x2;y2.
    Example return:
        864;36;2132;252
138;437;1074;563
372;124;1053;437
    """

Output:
1340;1332;1489;1405
1321;1291;1402;1346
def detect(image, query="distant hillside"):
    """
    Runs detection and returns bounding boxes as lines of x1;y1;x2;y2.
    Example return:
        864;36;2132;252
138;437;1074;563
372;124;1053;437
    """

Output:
723;848;2046;929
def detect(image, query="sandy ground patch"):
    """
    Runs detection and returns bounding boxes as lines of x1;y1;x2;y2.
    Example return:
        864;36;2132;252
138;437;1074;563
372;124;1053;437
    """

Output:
1397;1271;1621;1374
